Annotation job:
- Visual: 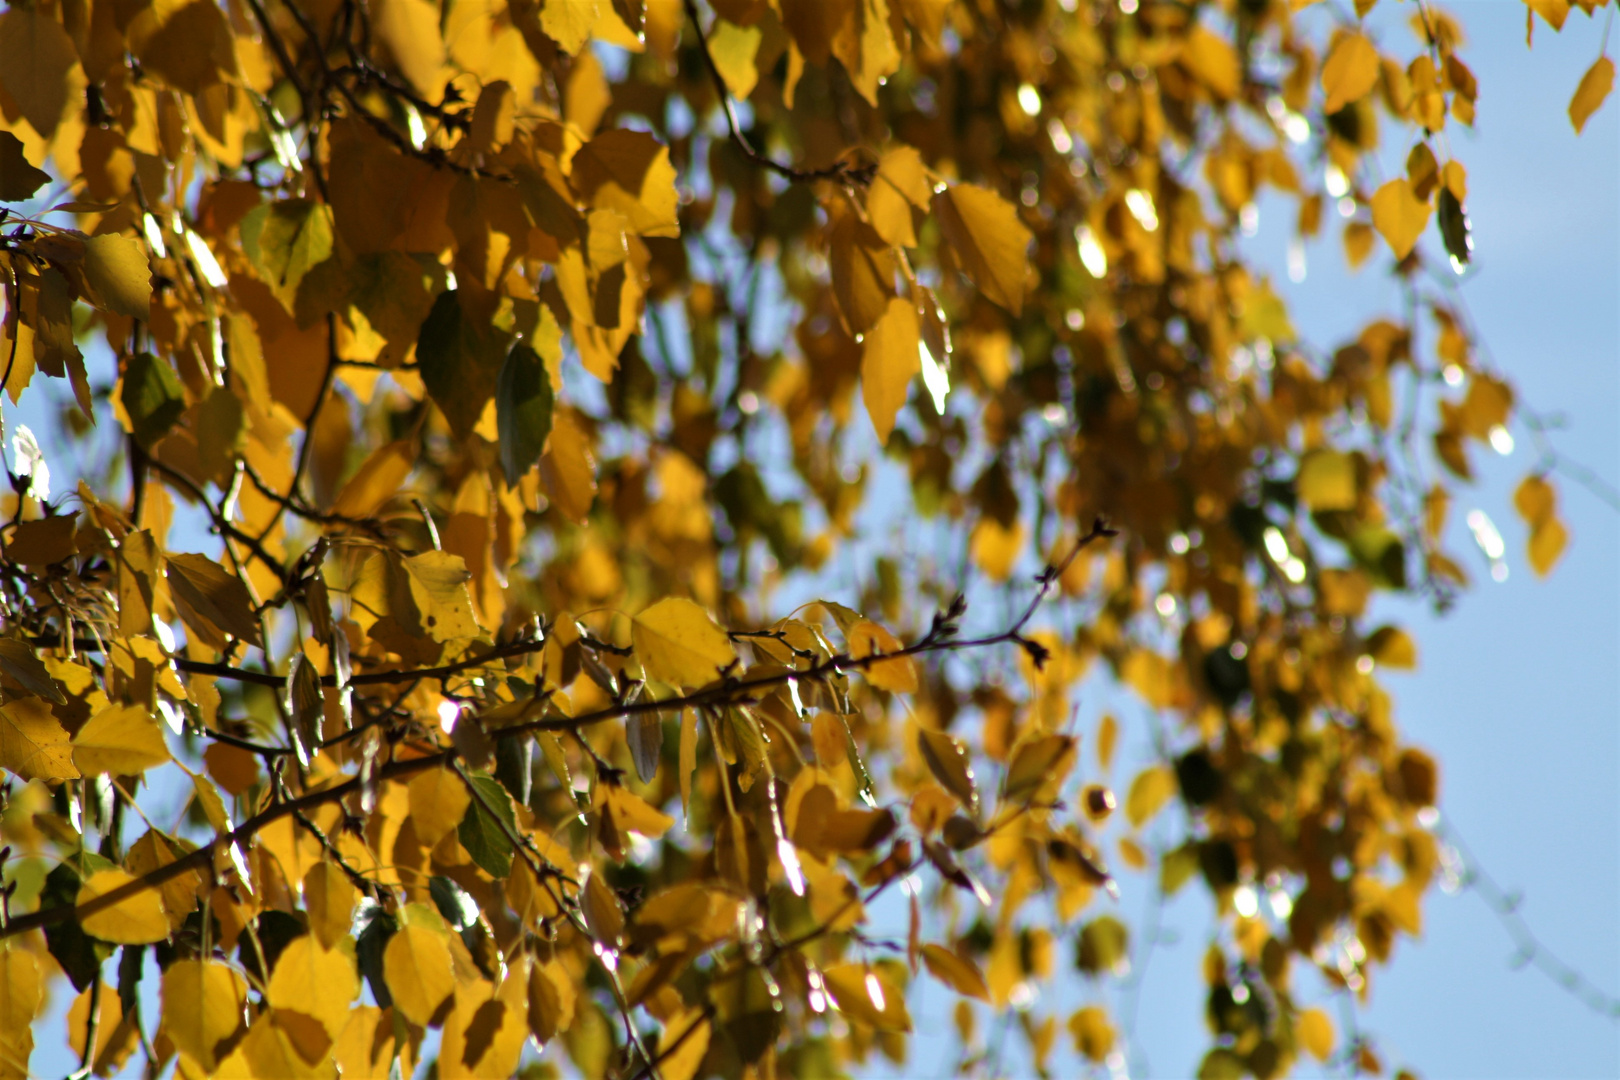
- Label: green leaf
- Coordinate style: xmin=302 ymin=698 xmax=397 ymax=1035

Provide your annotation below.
xmin=0 ymin=131 xmax=50 ymax=201
xmin=120 ymin=353 xmax=185 ymax=450
xmin=457 ymin=772 xmax=516 ymax=879
xmin=240 ymin=199 xmax=335 ymax=310
xmin=416 ymin=289 xmax=510 ymax=440
xmin=496 ymin=341 xmax=554 ymax=487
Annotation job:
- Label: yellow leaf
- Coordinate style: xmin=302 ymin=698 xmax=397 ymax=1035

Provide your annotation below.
xmin=848 ymin=619 xmax=918 ymax=693
xmin=917 ymin=730 xmax=977 ymax=814
xmin=829 ymin=209 xmax=897 ymax=334
xmin=1299 ymin=1006 xmax=1336 ymax=1061
xmin=0 ymin=696 xmax=79 ymax=781
xmin=407 ymin=767 xmax=471 ymax=847
xmin=527 ymin=956 xmax=576 ymax=1043
xmin=331 ymin=438 xmax=415 ymax=518
xmin=824 ymin=963 xmax=911 ymax=1032
xmin=1097 ymin=714 xmax=1118 ymax=773
xmin=633 ymin=597 xmax=736 ymax=686
xmin=931 ymin=183 xmax=1033 ymax=315
xmin=709 ymin=20 xmax=763 ymax=99
xmin=860 ymin=296 xmax=920 ymax=445
xmin=654 ymin=1008 xmax=711 ymax=1080
xmin=1124 ymin=765 xmax=1175 ymax=829
xmin=920 ymin=944 xmax=990 ymax=1001
xmin=161 ymin=959 xmax=248 ymax=1073
xmin=1370 ymin=178 xmax=1431 ymax=259
xmin=267 ymin=936 xmax=360 ymax=1037
xmin=439 ymin=970 xmax=528 ymax=1080
xmin=167 ymin=552 xmax=264 ymax=648
xmin=1121 ymin=649 xmax=1174 ymax=709
xmin=0 ymin=946 xmax=42 ymax=1075
xmin=78 ymin=869 xmax=170 ymax=944
xmin=541 ymin=0 xmax=601 ymax=53
xmin=1069 ymin=1004 xmax=1115 ymax=1062
xmin=1514 ymin=475 xmax=1556 ymax=527
xmin=1297 ymin=449 xmax=1358 ymax=511
xmin=1321 ymin=32 xmax=1380 ymax=113
xmin=1003 ymin=734 xmax=1076 ymax=803
xmin=1525 ymin=0 xmax=1569 ymax=30
xmin=539 ymin=410 xmax=597 ymax=523
xmin=382 ymin=924 xmax=455 ymax=1026
xmin=1529 ymin=516 xmax=1568 ymax=577
xmin=1366 ymin=626 xmax=1417 ymax=669
xmin=867 ymin=146 xmax=931 ymax=247
xmin=600 ymin=782 xmax=676 ymax=838
xmin=570 ymin=129 xmax=680 ymax=238
xmin=1181 ymin=25 xmax=1241 ymax=100
xmin=403 ymin=550 xmax=483 ymax=641
xmin=970 ymin=518 xmax=1023 ymax=581
xmin=0 ymin=8 xmax=82 ymax=140
xmin=190 ymin=771 xmax=232 ymax=835
xmin=81 ymin=234 xmax=153 ymax=320
xmin=304 ymin=862 xmax=356 ymax=950
xmin=1569 ymin=56 xmax=1614 ymax=135
xmin=370 ymin=0 xmax=450 ymax=95
xmin=72 ymin=703 xmax=171 ymax=776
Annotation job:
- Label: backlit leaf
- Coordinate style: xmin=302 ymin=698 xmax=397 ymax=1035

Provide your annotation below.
xmin=1299 ymin=1007 xmax=1335 ymax=1061
xmin=918 ymin=729 xmax=978 ymax=816
xmin=633 ymin=597 xmax=736 ymax=686
xmin=0 ymin=132 xmax=50 ymax=202
xmin=1569 ymin=57 xmax=1614 ymax=134
xmin=542 ymin=0 xmax=601 ymax=53
xmin=331 ymin=439 xmax=415 ymax=518
xmin=931 ymin=183 xmax=1033 ymax=315
xmin=920 ymin=944 xmax=990 ymax=1001
xmin=72 ymin=703 xmax=171 ymax=776
xmin=860 ymin=296 xmax=920 ymax=446
xmin=161 ymin=959 xmax=248 ymax=1073
xmin=78 ymin=870 xmax=170 ymax=944
xmin=241 ymin=199 xmax=335 ymax=311
xmin=408 ymin=767 xmax=472 ymax=847
xmin=457 ymin=771 xmax=517 ymax=878
xmin=867 ymin=146 xmax=931 ymax=248
xmin=0 ymin=696 xmax=79 ymax=780
xmin=1321 ymin=32 xmax=1379 ymax=113
xmin=267 ymin=935 xmax=361 ymax=1037
xmin=120 ymin=353 xmax=185 ymax=451
xmin=167 ymin=553 xmax=264 ymax=647
xmin=1371 ymin=178 xmax=1432 ymax=259
xmin=82 ymin=234 xmax=152 ymax=320
xmin=382 ymin=924 xmax=455 ymax=1026
xmin=496 ymin=341 xmax=555 ymax=487
xmin=1125 ymin=765 xmax=1175 ymax=828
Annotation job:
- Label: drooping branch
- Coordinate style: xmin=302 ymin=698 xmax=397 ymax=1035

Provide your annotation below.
xmin=1 ymin=519 xmax=1116 ymax=941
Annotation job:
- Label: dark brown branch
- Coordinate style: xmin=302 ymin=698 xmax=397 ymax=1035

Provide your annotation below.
xmin=682 ymin=0 xmax=872 ymax=186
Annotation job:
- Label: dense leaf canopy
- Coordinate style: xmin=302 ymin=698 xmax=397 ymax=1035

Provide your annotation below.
xmin=0 ymin=0 xmax=1609 ymax=1077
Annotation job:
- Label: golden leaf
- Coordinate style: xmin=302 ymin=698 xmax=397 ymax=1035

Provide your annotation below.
xmin=382 ymin=924 xmax=455 ymax=1027
xmin=1003 ymin=734 xmax=1076 ymax=804
xmin=860 ymin=296 xmax=920 ymax=445
xmin=71 ymin=703 xmax=171 ymax=776
xmin=1366 ymin=626 xmax=1417 ymax=669
xmin=709 ymin=20 xmax=764 ymax=99
xmin=920 ymin=944 xmax=990 ymax=1001
xmin=0 ymin=946 xmax=42 ymax=1076
xmin=78 ymin=869 xmax=170 ymax=944
xmin=917 ymin=730 xmax=977 ymax=815
xmin=267 ymin=935 xmax=360 ymax=1037
xmin=527 ymin=956 xmax=577 ymax=1043
xmin=539 ymin=410 xmax=597 ymax=523
xmin=304 ymin=863 xmax=356 ymax=950
xmin=570 ymin=129 xmax=681 ymax=238
xmin=1321 ymin=32 xmax=1380 ymax=114
xmin=82 ymin=234 xmax=153 ymax=320
xmin=541 ymin=0 xmax=601 ymax=54
xmin=931 ymin=182 xmax=1033 ymax=315
xmin=166 ymin=552 xmax=264 ymax=648
xmin=867 ymin=146 xmax=931 ymax=248
xmin=1069 ymin=1005 xmax=1114 ymax=1062
xmin=1569 ymin=56 xmax=1614 ymax=135
xmin=1299 ymin=1007 xmax=1336 ymax=1061
xmin=654 ymin=1008 xmax=711 ymax=1080
xmin=1529 ymin=516 xmax=1568 ymax=577
xmin=970 ymin=518 xmax=1023 ymax=582
xmin=1181 ymin=25 xmax=1241 ymax=100
xmin=1297 ymin=449 xmax=1358 ymax=512
xmin=823 ymin=963 xmax=911 ymax=1032
xmin=331 ymin=439 xmax=415 ymax=519
xmin=1370 ymin=178 xmax=1432 ymax=259
xmin=407 ymin=767 xmax=472 ymax=847
xmin=829 ymin=210 xmax=898 ymax=335
xmin=161 ymin=959 xmax=248 ymax=1073
xmin=0 ymin=696 xmax=79 ymax=781
xmin=1124 ymin=765 xmax=1175 ymax=829
xmin=0 ymin=8 xmax=82 ymax=139
xmin=632 ymin=597 xmax=736 ymax=686
xmin=848 ymin=619 xmax=917 ymax=693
